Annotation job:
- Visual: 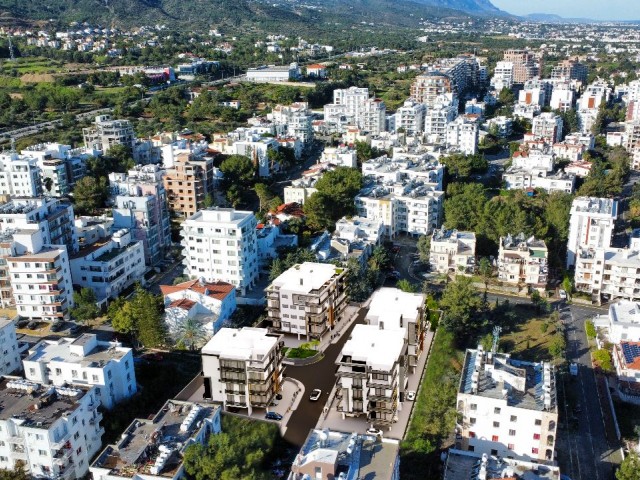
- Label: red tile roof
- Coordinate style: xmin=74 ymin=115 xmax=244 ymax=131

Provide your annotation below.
xmin=160 ymin=279 xmax=235 ymax=301
xmin=168 ymin=298 xmax=197 ymax=311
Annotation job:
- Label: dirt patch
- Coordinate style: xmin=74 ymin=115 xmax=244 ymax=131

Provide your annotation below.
xmin=21 ymin=73 xmax=55 ymax=83
xmin=9 ymin=93 xmax=23 ymax=99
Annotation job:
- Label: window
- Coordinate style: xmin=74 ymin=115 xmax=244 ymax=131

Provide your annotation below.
xmin=534 ymin=419 xmax=542 ymax=426
xmin=509 ymin=429 xmax=516 ymax=436
xmin=508 ymin=443 xmax=515 ymax=450
xmin=533 ymin=433 xmax=540 ymax=440
xmin=469 ymin=417 xmax=476 ymax=425
xmin=494 ymin=407 xmax=501 ymax=414
xmin=493 ymin=421 xmax=500 ymax=428
xmin=469 ymin=431 xmax=476 ymax=438
xmin=39 ymin=449 xmax=47 ymax=456
xmin=510 ymin=415 xmax=517 ymax=422
xmin=492 ymin=435 xmax=499 ymax=442
xmin=532 ymin=448 xmax=539 ymax=455
xmin=470 ymin=403 xmax=477 ymax=411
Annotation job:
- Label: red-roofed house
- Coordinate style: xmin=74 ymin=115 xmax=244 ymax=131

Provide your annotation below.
xmin=614 ymin=341 xmax=640 ymax=385
xmin=306 ymin=64 xmax=327 ymax=78
xmin=160 ymin=279 xmax=237 ymax=336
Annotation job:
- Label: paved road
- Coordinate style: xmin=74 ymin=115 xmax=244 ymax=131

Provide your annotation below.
xmin=284 ymin=308 xmax=367 ymax=446
xmin=149 ymin=260 xmax=185 ymax=294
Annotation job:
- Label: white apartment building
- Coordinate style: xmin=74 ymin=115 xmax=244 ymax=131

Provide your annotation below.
xmin=181 ymin=208 xmax=259 ymax=296
xmin=9 ymin=246 xmax=74 ymax=322
xmin=502 ymin=167 xmax=575 ymax=194
xmin=490 ymin=61 xmax=514 ymax=91
xmin=444 ymin=449 xmax=560 ymax=480
xmin=485 ymin=116 xmax=513 ymax=138
xmin=320 ymin=146 xmax=358 ymax=168
xmin=83 ymin=115 xmax=135 ymax=154
xmin=366 ymin=287 xmax=427 ymax=372
xmin=335 ymin=324 xmax=407 ymax=425
xmin=69 ymin=229 xmax=146 ymax=306
xmin=356 ymin=183 xmax=444 ymax=237
xmin=201 ymin=327 xmax=284 ymax=414
xmin=518 ymin=82 xmax=547 ymax=107
xmin=0 ymin=377 xmax=104 ymax=479
xmin=395 ymin=100 xmax=426 ymax=136
xmin=0 ymin=317 xmax=20 ymax=376
xmin=266 ymin=262 xmax=348 ymax=340
xmin=550 ymin=85 xmax=576 ymax=112
xmin=578 ymin=82 xmax=612 ymax=133
xmin=424 ymin=95 xmax=458 ymax=144
xmin=604 ymin=301 xmax=640 ymax=343
xmin=446 ymin=116 xmax=479 ymax=155
xmin=268 ymin=102 xmax=314 ymax=144
xmin=334 ymin=216 xmax=384 ymax=247
xmin=91 ymin=400 xmax=221 ymax=480
xmin=567 ymin=197 xmax=618 ymax=268
xmin=0 ymin=152 xmax=43 ymax=197
xmin=457 ymin=347 xmax=558 ymax=462
xmin=324 ymin=87 xmax=386 ymax=135
xmin=429 ymin=229 xmax=477 ymax=275
xmin=283 ymin=178 xmax=318 ymax=205
xmin=497 ymin=234 xmax=548 ymax=289
xmin=532 ymin=113 xmax=563 ymax=144
xmin=23 ymin=333 xmax=136 ymax=409
xmin=361 ymin=155 xmax=444 ymax=190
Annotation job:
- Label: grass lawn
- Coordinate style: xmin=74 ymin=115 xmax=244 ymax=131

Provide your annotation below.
xmin=95 ymin=86 xmax=129 ymax=96
xmin=498 ymin=305 xmax=562 ymax=362
xmin=285 ymin=346 xmax=318 ymax=359
xmin=401 ymin=328 xmax=463 ymax=480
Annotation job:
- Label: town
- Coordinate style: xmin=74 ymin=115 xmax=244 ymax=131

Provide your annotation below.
xmin=0 ymin=7 xmax=639 ymax=480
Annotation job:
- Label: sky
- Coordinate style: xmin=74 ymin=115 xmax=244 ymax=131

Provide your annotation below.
xmin=491 ymin=0 xmax=640 ymax=20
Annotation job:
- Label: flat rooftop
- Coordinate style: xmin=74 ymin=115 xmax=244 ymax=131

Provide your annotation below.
xmin=269 ymin=262 xmax=342 ymax=295
xmin=0 ymin=377 xmax=90 ymax=429
xmin=25 ymin=335 xmax=130 ymax=367
xmin=0 ymin=316 xmax=15 ymax=330
xmin=443 ymin=449 xmax=560 ymax=480
xmin=340 ymin=324 xmax=405 ymax=371
xmin=609 ymin=300 xmax=640 ymax=326
xmin=91 ymin=400 xmax=220 ymax=478
xmin=571 ymin=196 xmax=617 ymax=217
xmin=366 ymin=287 xmax=424 ymax=328
xmin=432 ymin=228 xmax=476 ymax=243
xmin=201 ymin=327 xmax=279 ymax=361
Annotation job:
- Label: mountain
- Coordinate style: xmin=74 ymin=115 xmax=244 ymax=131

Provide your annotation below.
xmin=0 ymin=0 xmax=504 ymax=31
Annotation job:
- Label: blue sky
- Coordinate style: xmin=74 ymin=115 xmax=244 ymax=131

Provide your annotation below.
xmin=491 ymin=0 xmax=640 ymax=20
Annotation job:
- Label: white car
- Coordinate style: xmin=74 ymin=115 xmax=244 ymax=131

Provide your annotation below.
xmin=406 ymin=391 xmax=416 ymax=401
xmin=309 ymin=389 xmax=322 ymax=401
xmin=559 ymin=289 xmax=567 ymax=299
xmin=366 ymin=427 xmax=383 ymax=437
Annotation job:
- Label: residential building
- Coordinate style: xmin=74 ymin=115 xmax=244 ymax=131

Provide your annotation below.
xmin=23 ymin=334 xmax=136 ymax=409
xmin=395 ymin=100 xmax=426 ymax=135
xmin=201 ymin=327 xmax=284 ymax=414
xmin=503 ymin=49 xmax=539 ymax=83
xmin=163 ymin=153 xmax=215 ymax=217
xmin=334 ymin=216 xmax=384 ymax=247
xmin=0 ymin=377 xmax=104 ymax=479
xmin=429 ymin=229 xmax=477 ymax=275
xmin=613 ymin=341 xmax=640 ymax=384
xmin=8 ymin=246 xmax=74 ymax=322
xmin=181 ymin=208 xmax=258 ymax=296
xmin=246 ymin=63 xmax=300 ymax=82
xmin=0 ymin=317 xmax=20 ymax=376
xmin=532 ymin=113 xmax=564 ymax=144
xmin=551 ymin=59 xmax=588 ymax=84
xmin=268 ymin=102 xmax=314 ymax=144
xmin=306 ymin=64 xmax=327 ymax=78
xmin=443 ymin=449 xmax=560 ymax=480
xmin=490 ymin=61 xmax=514 ymax=91
xmin=485 ymin=116 xmax=513 ymax=138
xmin=256 ymin=223 xmax=298 ymax=268
xmin=502 ymin=167 xmax=575 ymax=194
xmin=550 ymin=84 xmax=576 ymax=112
xmin=91 ymin=400 xmax=221 ymax=480
xmin=497 ymin=234 xmax=548 ymax=289
xmin=361 ymin=155 xmax=444 ymax=190
xmin=410 ymin=73 xmax=454 ymax=107
xmin=83 ymin=115 xmax=135 ymax=154
xmin=424 ymin=94 xmax=458 ymax=144
xmin=335 ymin=324 xmax=407 ymax=424
xmin=289 ymin=428 xmax=400 ymax=480
xmin=283 ymin=177 xmax=318 ymax=205
xmin=446 ymin=116 xmax=479 ymax=155
xmin=21 ymin=142 xmax=97 ymax=188
xmin=457 ymin=346 xmax=558 ymax=462
xmin=320 ymin=146 xmax=358 ymax=168
xmin=266 ymin=262 xmax=348 ymax=339
xmin=0 ymin=152 xmax=43 ymax=197
xmin=160 ymin=279 xmax=237 ymax=336
xmin=69 ymin=229 xmax=146 ymax=307
xmin=578 ymin=82 xmax=612 ymax=134
xmin=605 ymin=301 xmax=640 ymax=343
xmin=365 ymin=287 xmax=427 ymax=372
xmin=567 ymin=197 xmax=618 ymax=268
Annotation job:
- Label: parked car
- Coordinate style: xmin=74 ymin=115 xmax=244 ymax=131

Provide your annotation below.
xmin=309 ymin=389 xmax=322 ymax=401
xmin=68 ymin=324 xmax=82 ymax=335
xmin=559 ymin=289 xmax=567 ymax=299
xmin=50 ymin=322 xmax=64 ymax=332
xmin=569 ymin=363 xmax=578 ymax=376
xmin=366 ymin=427 xmax=383 ymax=437
xmin=27 ymin=321 xmax=40 ymax=330
xmin=16 ymin=319 xmax=29 ymax=329
xmin=406 ymin=391 xmax=416 ymax=401
xmin=265 ymin=411 xmax=283 ymax=421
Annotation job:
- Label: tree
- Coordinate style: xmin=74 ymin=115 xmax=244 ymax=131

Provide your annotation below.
xmin=72 ymin=176 xmax=109 ymax=215
xmin=548 ymin=333 xmax=566 ymax=358
xmin=439 ymin=277 xmax=483 ymax=342
xmin=593 ymin=348 xmax=613 ymax=372
xmin=105 ymin=144 xmax=135 ymax=172
xmin=203 ymin=193 xmax=215 ymax=208
xmin=369 ymin=245 xmax=391 ymax=271
xmin=0 ymin=464 xmax=29 ymax=480
xmin=175 ymin=317 xmax=208 ymax=350
xmin=254 ymin=183 xmax=274 ymax=211
xmin=220 ymin=155 xmax=255 ymax=205
xmin=313 ymin=167 xmax=363 ymax=219
xmin=616 ymin=453 xmax=640 ymax=480
xmin=478 ymin=257 xmax=492 ymax=291
xmin=108 ymin=285 xmax=166 ymax=348
xmin=396 ymin=279 xmax=417 ymax=293
xmin=42 ymin=177 xmax=53 ymax=193
xmin=530 ymin=290 xmax=549 ymax=315
xmin=417 ymin=235 xmax=431 ymax=262
xmin=70 ymin=288 xmax=100 ymax=322
xmin=304 ymin=192 xmax=335 ymax=230
xmin=440 ymin=153 xmax=488 ymax=178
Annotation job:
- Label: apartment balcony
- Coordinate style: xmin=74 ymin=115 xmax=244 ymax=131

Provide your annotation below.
xmin=368 ymin=388 xmax=398 ymax=403
xmin=219 ymin=376 xmax=246 ymax=384
xmin=368 ymin=399 xmax=398 ymax=413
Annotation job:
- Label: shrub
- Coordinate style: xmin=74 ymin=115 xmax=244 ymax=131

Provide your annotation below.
xmin=593 ymin=349 xmax=613 ymax=373
xmin=585 ymin=320 xmax=597 ymax=339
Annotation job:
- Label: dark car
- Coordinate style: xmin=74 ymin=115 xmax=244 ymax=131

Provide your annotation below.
xmin=50 ymin=322 xmax=64 ymax=332
xmin=68 ymin=324 xmax=82 ymax=335
xmin=16 ymin=319 xmax=29 ymax=329
xmin=27 ymin=321 xmax=40 ymax=330
xmin=265 ymin=411 xmax=283 ymax=421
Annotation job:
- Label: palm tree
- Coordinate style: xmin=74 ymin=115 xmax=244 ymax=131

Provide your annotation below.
xmin=175 ymin=317 xmax=208 ymax=350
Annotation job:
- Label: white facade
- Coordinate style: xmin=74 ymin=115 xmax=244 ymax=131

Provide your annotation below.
xmin=497 ymin=234 xmax=548 ymax=288
xmin=83 ymin=115 xmax=135 ymax=154
xmin=181 ymin=208 xmax=259 ymax=296
xmin=69 ymin=229 xmax=146 ymax=305
xmin=429 ymin=229 xmax=476 ymax=275
xmin=324 ymin=87 xmax=386 ymax=135
xmin=457 ymin=347 xmax=558 ymax=462
xmin=246 ymin=63 xmax=299 ymax=82
xmin=490 ymin=61 xmax=514 ymax=91
xmin=567 ymin=197 xmax=618 ymax=268
xmin=23 ymin=334 xmax=136 ymax=409
xmin=0 ymin=378 xmax=104 ymax=479
xmin=502 ymin=168 xmax=575 ymax=194
xmin=0 ymin=152 xmax=43 ymax=197
xmin=0 ymin=317 xmax=20 ymax=376
xmin=320 ymin=146 xmax=358 ymax=168
xmin=283 ymin=182 xmax=318 ymax=205
xmin=446 ymin=116 xmax=479 ymax=155
xmin=550 ymin=86 xmax=576 ymax=112
xmin=532 ymin=113 xmax=563 ymax=144
xmin=606 ymin=301 xmax=640 ymax=343
xmin=201 ymin=327 xmax=284 ymax=414
xmin=334 ymin=216 xmax=384 ymax=247
xmin=424 ymin=95 xmax=458 ymax=144
xmin=395 ymin=100 xmax=426 ymax=135
xmin=361 ymin=155 xmax=444 ymax=190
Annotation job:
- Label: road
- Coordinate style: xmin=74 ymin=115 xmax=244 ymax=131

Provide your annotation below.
xmin=283 ymin=307 xmax=367 ymax=446
xmin=148 ymin=260 xmax=185 ymax=294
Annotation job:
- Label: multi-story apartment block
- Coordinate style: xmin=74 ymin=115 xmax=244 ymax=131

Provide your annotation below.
xmin=503 ymin=49 xmax=539 ymax=83
xmin=0 ymin=317 xmax=20 ymax=376
xmin=623 ymin=120 xmax=640 ymax=170
xmin=320 ymin=146 xmax=358 ymax=168
xmin=518 ymin=80 xmax=548 ymax=107
xmin=266 ymin=262 xmax=348 ymax=340
xmin=567 ymin=197 xmax=618 ymax=268
xmin=0 ymin=377 xmax=104 ymax=479
xmin=8 ymin=246 xmax=74 ymax=322
xmin=283 ymin=177 xmax=318 ymax=205
xmin=268 ymin=102 xmax=314 ymax=144
xmin=0 ymin=152 xmax=43 ymax=197
xmin=532 ymin=113 xmax=564 ymax=144
xmin=491 ymin=61 xmax=514 ymax=91
xmin=201 ymin=327 xmax=284 ymax=414
xmin=69 ymin=229 xmax=146 ymax=306
xmin=502 ymin=168 xmax=575 ymax=194
xmin=604 ymin=300 xmax=640 ymax=343
xmin=394 ymin=100 xmax=426 ymax=136
xmin=443 ymin=449 xmax=560 ymax=480
xmin=361 ymin=155 xmax=444 ymax=189
xmin=39 ymin=158 xmax=70 ymax=196
xmin=83 ymin=115 xmax=135 ymax=154
xmin=181 ymin=207 xmax=258 ymax=295
xmin=356 ymin=183 xmax=444 ymax=238
xmin=411 ymin=73 xmax=454 ymax=107
xmin=366 ymin=287 xmax=427 ymax=373
xmin=430 ymin=229 xmax=477 ymax=275
xmin=446 ymin=116 xmax=479 ymax=155
xmin=550 ymin=84 xmax=576 ymax=112
xmin=335 ymin=324 xmax=407 ymax=425
xmin=163 ymin=152 xmax=215 ymax=217
xmin=552 ymin=59 xmax=588 ymax=84
xmin=456 ymin=346 xmax=558 ymax=462
xmin=424 ymin=94 xmax=458 ymax=144
xmin=23 ymin=333 xmax=137 ymax=409
xmin=324 ymin=87 xmax=386 ymax=135
xmin=497 ymin=234 xmax=548 ymax=289
xmin=578 ymin=82 xmax=612 ymax=134
xmin=91 ymin=400 xmax=221 ymax=480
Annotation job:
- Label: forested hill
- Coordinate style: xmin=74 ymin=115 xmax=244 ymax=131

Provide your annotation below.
xmin=0 ymin=0 xmax=502 ymax=31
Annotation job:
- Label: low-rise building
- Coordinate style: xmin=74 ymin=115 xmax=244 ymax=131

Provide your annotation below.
xmin=456 ymin=346 xmax=558 ymax=462
xmin=429 ymin=229 xmax=476 ymax=275
xmin=603 ymin=301 xmax=640 ymax=343
xmin=23 ymin=333 xmax=136 ymax=409
xmin=0 ymin=317 xmax=20 ymax=376
xmin=0 ymin=377 xmax=104 ymax=479
xmin=256 ymin=224 xmax=298 ymax=268
xmin=497 ymin=234 xmax=548 ymax=289
xmin=90 ymin=400 xmax=221 ymax=480
xmin=443 ymin=449 xmax=561 ymax=480
xmin=266 ymin=262 xmax=348 ymax=340
xmin=246 ymin=63 xmax=300 ymax=82
xmin=502 ymin=167 xmax=575 ymax=194
xmin=335 ymin=324 xmax=407 ymax=425
xmin=613 ymin=341 xmax=640 ymax=384
xmin=201 ymin=327 xmax=284 ymax=414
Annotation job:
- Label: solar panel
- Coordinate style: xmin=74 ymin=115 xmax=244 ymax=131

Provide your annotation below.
xmin=621 ymin=343 xmax=640 ymax=365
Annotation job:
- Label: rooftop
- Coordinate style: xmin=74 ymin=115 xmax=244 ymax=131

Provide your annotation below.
xmin=501 ymin=233 xmax=547 ymax=252
xmin=0 ymin=316 xmax=15 ymax=330
xmin=201 ymin=327 xmax=280 ymax=361
xmin=25 ymin=335 xmax=130 ymax=367
xmin=0 ymin=377 xmax=91 ymax=429
xmin=160 ymin=279 xmax=235 ymax=302
xmin=443 ymin=449 xmax=560 ymax=480
xmin=571 ymin=196 xmax=617 ymax=217
xmin=432 ymin=228 xmax=476 ymax=243
xmin=366 ymin=287 xmax=424 ymax=330
xmin=609 ymin=300 xmax=640 ymax=327
xmin=340 ymin=324 xmax=406 ymax=371
xmin=91 ymin=400 xmax=220 ymax=478
xmin=619 ymin=342 xmax=640 ymax=370
xmin=186 ymin=207 xmax=255 ymax=225
xmin=269 ymin=262 xmax=344 ymax=295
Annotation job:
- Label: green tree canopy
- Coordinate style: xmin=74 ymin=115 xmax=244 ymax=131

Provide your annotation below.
xmin=108 ymin=285 xmax=166 ymax=348
xmin=72 ymin=176 xmax=109 ymax=215
xmin=616 ymin=452 xmax=640 ymax=480
xmin=439 ymin=276 xmax=483 ymax=343
xmin=70 ymin=287 xmax=100 ymax=322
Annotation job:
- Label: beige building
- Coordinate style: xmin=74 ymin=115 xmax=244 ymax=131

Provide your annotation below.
xmin=429 ymin=229 xmax=476 ymax=275
xmin=497 ymin=234 xmax=548 ymax=289
xmin=163 ymin=153 xmax=215 ymax=217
